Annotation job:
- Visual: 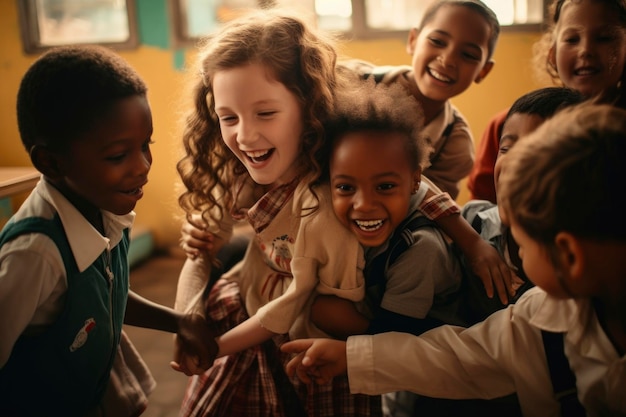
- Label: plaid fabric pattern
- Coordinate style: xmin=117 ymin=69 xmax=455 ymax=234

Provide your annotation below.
xmin=419 ymin=192 xmax=460 ymax=220
xmin=179 ymin=279 xmax=381 ymax=417
xmin=247 ymin=178 xmax=299 ymax=233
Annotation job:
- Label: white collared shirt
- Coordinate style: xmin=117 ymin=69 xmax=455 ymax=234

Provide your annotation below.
xmin=0 ymin=178 xmax=134 ymax=366
xmin=347 ymin=286 xmax=626 ymax=416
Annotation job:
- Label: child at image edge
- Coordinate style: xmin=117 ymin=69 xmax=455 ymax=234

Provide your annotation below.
xmin=282 ymin=103 xmax=626 ymax=417
xmin=0 ymin=46 xmax=217 ymax=417
xmin=468 ymin=0 xmax=626 ymax=202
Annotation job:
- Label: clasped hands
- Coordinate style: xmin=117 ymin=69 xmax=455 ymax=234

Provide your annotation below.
xmin=170 ymin=313 xmax=218 ymax=376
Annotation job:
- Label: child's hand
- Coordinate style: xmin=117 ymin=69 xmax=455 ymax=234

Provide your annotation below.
xmin=466 ymin=239 xmax=522 ymax=305
xmin=170 ymin=313 xmax=217 ymax=376
xmin=179 ymin=214 xmax=214 ymax=260
xmin=280 ymin=339 xmax=348 ymax=385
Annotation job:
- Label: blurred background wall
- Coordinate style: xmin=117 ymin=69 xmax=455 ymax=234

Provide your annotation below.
xmin=0 ymin=0 xmax=547 ymax=250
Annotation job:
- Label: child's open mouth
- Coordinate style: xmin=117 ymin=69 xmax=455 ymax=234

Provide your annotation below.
xmin=428 ymin=68 xmax=453 ymax=83
xmin=245 ymin=149 xmax=274 ymax=163
xmin=355 ymin=219 xmax=384 ymax=231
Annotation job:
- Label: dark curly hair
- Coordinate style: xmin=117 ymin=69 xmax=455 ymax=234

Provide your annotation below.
xmin=322 ymin=79 xmax=428 ymax=181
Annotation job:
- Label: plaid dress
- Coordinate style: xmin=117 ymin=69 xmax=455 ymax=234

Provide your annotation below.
xmin=179 ymin=179 xmax=381 ymax=417
xmin=179 ymin=279 xmax=380 ymax=417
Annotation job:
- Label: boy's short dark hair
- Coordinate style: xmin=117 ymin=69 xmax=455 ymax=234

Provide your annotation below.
xmin=17 ymin=45 xmax=147 ymax=153
xmin=503 ymin=87 xmax=586 ymax=134
xmin=499 ymin=103 xmax=626 ymax=243
xmin=419 ymin=0 xmax=500 ymax=61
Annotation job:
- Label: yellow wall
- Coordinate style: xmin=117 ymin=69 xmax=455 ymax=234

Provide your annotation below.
xmin=0 ymin=2 xmax=546 ymax=250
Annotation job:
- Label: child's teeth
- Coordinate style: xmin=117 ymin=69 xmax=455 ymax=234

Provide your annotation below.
xmin=355 ymin=219 xmax=383 ymax=231
xmin=430 ymin=69 xmax=451 ymax=82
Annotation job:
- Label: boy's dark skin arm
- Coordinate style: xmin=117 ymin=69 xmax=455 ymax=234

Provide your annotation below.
xmin=312 ymin=295 xmax=443 ymax=339
xmin=124 ymin=290 xmax=217 ymax=374
xmin=311 ymin=295 xmax=368 ymax=339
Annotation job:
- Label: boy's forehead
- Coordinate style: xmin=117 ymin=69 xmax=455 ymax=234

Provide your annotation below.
xmin=501 ymin=113 xmax=546 ymax=142
xmin=425 ymin=4 xmax=493 ymax=49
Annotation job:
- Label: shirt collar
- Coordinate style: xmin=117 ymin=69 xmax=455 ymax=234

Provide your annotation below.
xmin=37 ymin=179 xmax=135 ymax=272
xmin=421 ymin=100 xmax=452 ymax=141
xmin=530 ymin=290 xmax=621 ymax=362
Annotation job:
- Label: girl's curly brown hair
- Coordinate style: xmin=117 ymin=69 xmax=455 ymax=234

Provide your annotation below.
xmin=177 ymin=9 xmax=343 ymax=225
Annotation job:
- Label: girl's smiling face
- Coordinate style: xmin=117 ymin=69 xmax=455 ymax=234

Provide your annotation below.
xmin=330 ymin=130 xmax=420 ymax=248
xmin=551 ymin=0 xmax=626 ymax=96
xmin=213 ymin=62 xmax=304 ymax=187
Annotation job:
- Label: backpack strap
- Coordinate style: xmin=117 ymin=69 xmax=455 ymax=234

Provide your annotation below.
xmin=430 ymin=110 xmax=462 ymax=164
xmin=365 ymin=212 xmax=436 ymax=289
xmin=387 ymin=214 xmax=436 ymax=266
xmin=541 ymin=330 xmax=586 ymax=417
xmin=361 ymin=67 xmax=391 ymax=84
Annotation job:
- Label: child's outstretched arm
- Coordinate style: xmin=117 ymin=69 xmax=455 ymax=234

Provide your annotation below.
xmin=438 ymin=212 xmax=516 ymax=304
xmin=215 ymin=315 xmax=276 ymax=357
xmin=124 ymin=290 xmax=218 ymax=374
xmin=420 ymin=177 xmax=516 ymax=304
xmin=281 ymin=338 xmax=348 ymax=385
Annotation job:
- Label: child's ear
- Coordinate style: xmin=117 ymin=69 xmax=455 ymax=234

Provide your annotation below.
xmin=548 ymin=46 xmax=558 ymax=74
xmin=474 ymin=60 xmax=494 ymax=84
xmin=406 ymin=28 xmax=419 ymax=55
xmin=412 ymin=168 xmax=422 ymax=194
xmin=30 ymin=145 xmax=64 ymax=181
xmin=554 ymin=232 xmax=585 ymax=282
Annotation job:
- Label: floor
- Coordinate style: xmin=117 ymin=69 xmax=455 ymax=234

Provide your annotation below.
xmin=123 ymin=249 xmax=191 ymax=417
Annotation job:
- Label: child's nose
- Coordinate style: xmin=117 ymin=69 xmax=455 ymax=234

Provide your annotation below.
xmin=578 ymin=37 xmax=593 ymax=58
xmin=236 ymin=120 xmax=257 ymax=145
xmin=437 ymin=50 xmax=455 ymax=68
xmin=134 ymin=150 xmax=152 ymax=175
xmin=353 ymin=189 xmax=375 ymax=211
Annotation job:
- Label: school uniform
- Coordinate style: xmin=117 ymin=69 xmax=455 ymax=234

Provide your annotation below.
xmin=346 ymin=286 xmax=626 ymax=417
xmin=179 ymin=177 xmax=378 ymax=417
xmin=0 ymin=178 xmax=154 ymax=417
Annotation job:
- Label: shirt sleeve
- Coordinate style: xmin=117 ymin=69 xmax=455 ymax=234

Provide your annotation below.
xmin=0 ymin=234 xmax=65 ymax=367
xmin=467 ymin=109 xmax=507 ymax=203
xmin=381 ymin=231 xmax=450 ymax=319
xmin=346 ymin=290 xmax=548 ymax=400
xmin=419 ymin=192 xmax=461 ymax=220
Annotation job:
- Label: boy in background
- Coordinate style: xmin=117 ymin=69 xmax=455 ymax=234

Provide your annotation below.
xmin=343 ymin=0 xmax=499 ymax=200
xmin=461 ymin=86 xmax=585 ymax=323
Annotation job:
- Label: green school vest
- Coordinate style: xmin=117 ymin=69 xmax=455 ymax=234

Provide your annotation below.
xmin=0 ymin=215 xmax=129 ymax=417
